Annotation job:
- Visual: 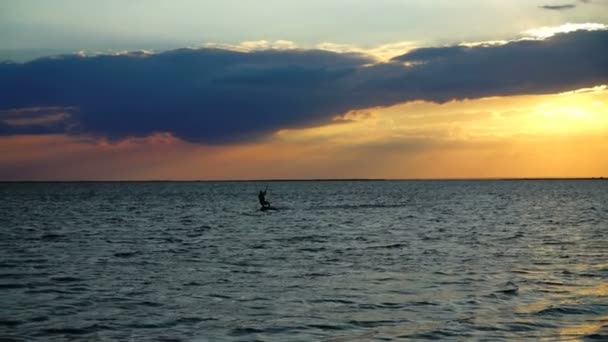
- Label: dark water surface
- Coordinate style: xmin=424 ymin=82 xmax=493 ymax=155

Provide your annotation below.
xmin=1 ymin=180 xmax=607 ymax=341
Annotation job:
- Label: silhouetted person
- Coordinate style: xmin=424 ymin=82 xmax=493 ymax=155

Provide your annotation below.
xmin=258 ymin=189 xmax=270 ymax=209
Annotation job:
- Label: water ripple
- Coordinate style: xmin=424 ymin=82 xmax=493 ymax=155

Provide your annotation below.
xmin=1 ymin=180 xmax=606 ymax=341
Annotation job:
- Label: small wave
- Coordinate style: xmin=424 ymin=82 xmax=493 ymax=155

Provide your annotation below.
xmin=472 ymin=325 xmax=505 ymax=332
xmin=162 ymin=237 xmax=183 ymax=243
xmin=188 ymin=224 xmax=213 ymax=232
xmin=532 ymin=261 xmax=554 ymax=266
xmin=40 ymin=233 xmax=66 ymax=240
xmin=306 ymin=323 xmax=346 ymax=331
xmin=327 ymin=330 xmax=377 ymax=342
xmin=495 ymin=288 xmax=519 ymax=295
xmin=310 ymin=298 xmax=357 ymax=305
xmin=40 ymin=324 xmax=113 ymax=336
xmin=540 ymin=281 xmax=570 ymax=286
xmin=348 ymin=319 xmax=402 ymax=328
xmin=366 ymin=243 xmax=407 ymax=250
xmin=236 ymin=296 xmax=272 ymax=303
xmin=279 ymin=235 xmax=329 ymax=243
xmin=234 ymin=325 xmax=301 ymax=335
xmin=372 ymin=277 xmax=398 ymax=282
xmin=584 ymin=333 xmax=608 ymax=340
xmin=421 ymin=235 xmax=440 ymax=241
xmin=240 ymin=212 xmax=260 ymax=217
xmin=175 ymin=316 xmax=217 ymax=324
xmin=23 ymin=258 xmax=48 ymax=265
xmin=230 ymin=269 xmax=263 ymax=275
xmin=25 ymin=288 xmax=74 ymax=294
xmin=358 ymin=302 xmax=406 ymax=310
xmin=137 ymin=300 xmax=164 ymax=307
xmin=536 ymin=305 xmax=598 ymax=316
xmin=2 ymin=271 xmax=52 ymax=279
xmin=208 ymin=293 xmax=232 ymax=300
xmin=0 ymin=319 xmax=23 ymax=327
xmin=299 ymin=247 xmax=327 ymax=252
xmin=401 ymin=329 xmax=458 ymax=339
xmin=506 ymin=321 xmax=555 ymax=332
xmin=580 ymin=273 xmax=603 ymax=278
xmin=0 ymin=337 xmax=28 ymax=342
xmin=184 ymin=281 xmax=202 ymax=286
xmin=229 ymin=327 xmax=265 ymax=336
xmin=126 ymin=322 xmax=173 ymax=329
xmin=50 ymin=276 xmax=83 ymax=283
xmin=511 ymin=269 xmax=537 ymax=275
xmin=303 ymin=272 xmax=330 ymax=277
xmin=501 ymin=232 xmax=525 ymax=240
xmin=411 ymin=301 xmax=440 ymax=306
xmin=113 ymin=251 xmax=140 ymax=258
xmin=497 ymin=281 xmax=519 ymax=294
xmin=314 ymin=203 xmax=408 ymax=210
xmin=543 ymin=241 xmax=576 ymax=246
xmin=28 ymin=316 xmax=49 ymax=323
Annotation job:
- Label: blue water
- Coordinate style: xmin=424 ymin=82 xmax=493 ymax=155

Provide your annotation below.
xmin=1 ymin=180 xmax=607 ymax=341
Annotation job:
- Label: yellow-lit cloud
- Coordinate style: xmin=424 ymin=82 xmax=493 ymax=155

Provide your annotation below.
xmin=271 ymin=85 xmax=608 ymax=179
xmin=278 ymin=84 xmax=608 ymax=144
xmin=524 ymin=23 xmax=607 ymax=39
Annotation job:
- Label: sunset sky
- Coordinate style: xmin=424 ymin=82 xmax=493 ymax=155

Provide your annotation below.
xmin=1 ymin=0 xmax=608 ymax=180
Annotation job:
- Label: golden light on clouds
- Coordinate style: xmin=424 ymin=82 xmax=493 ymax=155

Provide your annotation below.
xmin=524 ymin=23 xmax=607 ymax=40
xmin=279 ymin=85 xmax=608 ymax=143
xmin=203 ymin=40 xmax=419 ymax=62
xmin=272 ymin=85 xmax=608 ymax=179
xmin=1 ymin=86 xmax=607 ymax=180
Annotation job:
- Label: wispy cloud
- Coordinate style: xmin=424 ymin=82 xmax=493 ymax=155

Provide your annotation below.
xmin=1 ymin=27 xmax=607 ymax=144
xmin=540 ymin=4 xmax=577 ymax=10
xmin=540 ymin=0 xmax=593 ymax=10
xmin=202 ymin=40 xmax=298 ymax=52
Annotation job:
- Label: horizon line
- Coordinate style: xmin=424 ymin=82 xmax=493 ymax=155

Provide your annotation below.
xmin=0 ymin=177 xmax=606 ymax=183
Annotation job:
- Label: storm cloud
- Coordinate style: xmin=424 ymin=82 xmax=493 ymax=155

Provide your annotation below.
xmin=1 ymin=29 xmax=607 ymax=144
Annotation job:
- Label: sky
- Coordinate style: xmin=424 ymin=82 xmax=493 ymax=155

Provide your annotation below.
xmin=1 ymin=0 xmax=608 ymax=180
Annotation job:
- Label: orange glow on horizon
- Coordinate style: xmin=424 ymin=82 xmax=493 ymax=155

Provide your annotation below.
xmin=1 ymin=86 xmax=607 ymax=180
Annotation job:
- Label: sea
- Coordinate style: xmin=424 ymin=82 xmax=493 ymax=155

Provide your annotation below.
xmin=1 ymin=180 xmax=607 ymax=341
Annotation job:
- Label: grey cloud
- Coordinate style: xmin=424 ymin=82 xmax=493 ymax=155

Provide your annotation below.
xmin=540 ymin=4 xmax=577 ymax=10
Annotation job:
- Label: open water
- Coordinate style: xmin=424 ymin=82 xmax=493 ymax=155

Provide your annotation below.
xmin=1 ymin=180 xmax=607 ymax=341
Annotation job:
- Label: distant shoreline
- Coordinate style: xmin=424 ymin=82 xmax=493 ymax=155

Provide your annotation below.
xmin=1 ymin=177 xmax=606 ymax=183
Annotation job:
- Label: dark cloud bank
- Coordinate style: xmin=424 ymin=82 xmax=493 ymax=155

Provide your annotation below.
xmin=1 ymin=30 xmax=607 ymax=144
